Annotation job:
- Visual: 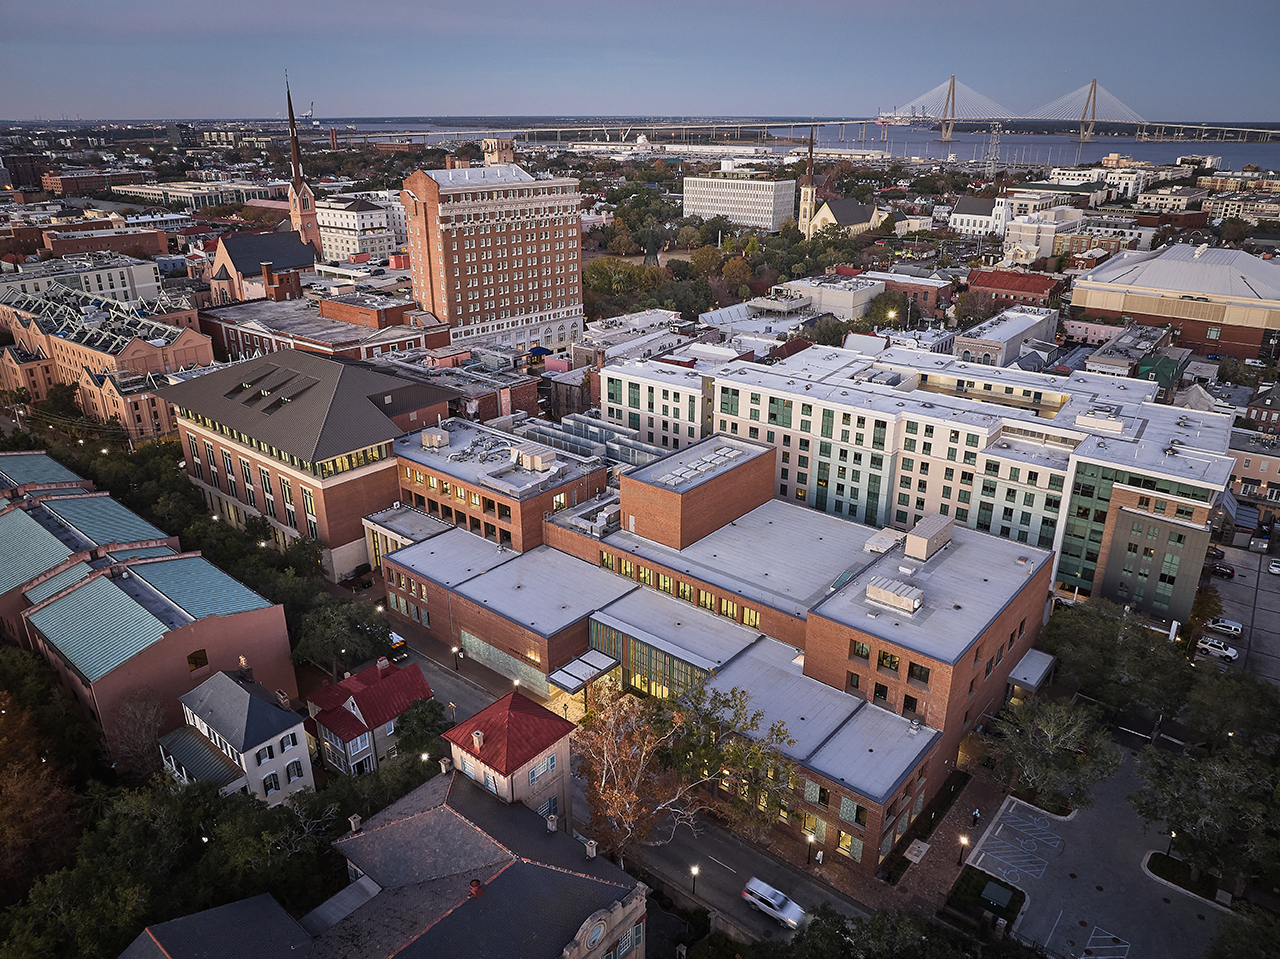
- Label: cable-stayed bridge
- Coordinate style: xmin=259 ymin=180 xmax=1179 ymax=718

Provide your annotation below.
xmin=878 ymin=76 xmax=1279 ymax=143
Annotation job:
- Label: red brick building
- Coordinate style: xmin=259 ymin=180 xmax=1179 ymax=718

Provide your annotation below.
xmin=42 ymin=227 xmax=167 ymax=258
xmin=966 ymin=269 xmax=1064 ymax=308
xmin=159 ymin=349 xmax=457 ymax=580
xmin=40 ymin=169 xmax=150 ymax=197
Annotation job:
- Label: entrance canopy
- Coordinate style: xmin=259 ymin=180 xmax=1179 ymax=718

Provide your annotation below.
xmin=548 ymin=649 xmax=618 ymax=695
xmin=1007 ymin=648 xmax=1056 ymax=695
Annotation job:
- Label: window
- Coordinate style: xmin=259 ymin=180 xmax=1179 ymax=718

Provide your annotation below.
xmin=721 ymin=598 xmax=738 ymax=619
xmin=280 ymin=732 xmax=298 ymax=751
xmin=263 ymin=773 xmax=280 ymax=795
xmin=908 ymin=662 xmax=930 ymax=685
xmin=255 ymin=744 xmax=275 ymax=766
xmin=286 ymin=760 xmax=304 ymax=783
xmin=385 ymin=719 xmax=396 ymax=736
xmin=743 ymin=607 xmax=760 ymax=628
xmin=850 ymin=640 xmax=870 ymax=661
xmin=874 ymin=682 xmax=889 ymax=703
xmin=350 ymin=732 xmax=371 ymax=754
xmin=878 ymin=651 xmax=900 ymax=672
xmin=187 ymin=648 xmax=209 ymax=672
xmin=698 ymin=590 xmax=715 ymax=610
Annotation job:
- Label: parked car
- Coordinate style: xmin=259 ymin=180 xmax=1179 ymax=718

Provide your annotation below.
xmin=1205 ymin=546 xmax=1225 ymax=561
xmin=1196 ymin=636 xmax=1239 ymax=661
xmin=1204 ymin=562 xmax=1235 ymax=579
xmin=742 ymin=877 xmax=805 ymax=929
xmin=1269 ymin=558 xmax=1280 ymax=575
xmin=1205 ymin=618 xmax=1243 ymax=637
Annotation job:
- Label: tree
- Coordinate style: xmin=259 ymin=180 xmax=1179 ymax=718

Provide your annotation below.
xmin=40 ymin=382 xmax=82 ymax=419
xmin=1205 ymin=905 xmax=1280 ymax=959
xmin=1219 ymin=217 xmax=1251 ymax=245
xmin=293 ymin=597 xmax=392 ymax=681
xmin=0 ymin=693 xmax=78 ymax=904
xmin=689 ymin=244 xmax=722 ymax=278
xmin=1037 ymin=600 xmax=1126 ymax=696
xmin=574 ymin=679 xmax=792 ymax=868
xmin=722 ymin=256 xmax=752 ymax=291
xmin=1130 ymin=743 xmax=1280 ymax=885
xmin=111 ymin=687 xmax=168 ymax=780
xmin=675 ymin=225 xmax=701 ymax=250
xmin=863 ymin=290 xmax=909 ymax=328
xmin=1187 ymin=583 xmax=1223 ymax=638
xmin=955 ymin=289 xmax=996 ymax=327
xmin=983 ymin=697 xmax=1120 ymax=809
xmin=394 ymin=699 xmax=451 ymax=759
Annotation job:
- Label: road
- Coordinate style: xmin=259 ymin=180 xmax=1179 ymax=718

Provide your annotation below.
xmin=1208 ymin=544 xmax=1280 ymax=687
xmin=397 ymin=645 xmax=496 ymax=723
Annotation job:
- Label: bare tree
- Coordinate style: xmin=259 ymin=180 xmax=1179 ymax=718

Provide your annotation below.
xmin=112 ymin=687 xmax=168 ymax=780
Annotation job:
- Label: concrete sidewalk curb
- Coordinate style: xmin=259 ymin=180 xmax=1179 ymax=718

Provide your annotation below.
xmin=1140 ymin=851 xmax=1234 ymax=914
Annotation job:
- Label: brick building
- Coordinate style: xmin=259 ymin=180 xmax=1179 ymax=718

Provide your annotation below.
xmin=856 ymin=271 xmax=953 ymax=320
xmin=965 ymin=269 xmax=1064 ymax=309
xmin=401 ymin=165 xmax=583 ymax=353
xmin=207 ymin=231 xmax=316 ymax=304
xmin=40 ymin=169 xmax=150 ymax=197
xmin=380 ymin=434 xmax=1053 ymax=880
xmin=42 ymin=226 xmax=167 ymax=258
xmin=159 ymin=349 xmax=457 ymax=580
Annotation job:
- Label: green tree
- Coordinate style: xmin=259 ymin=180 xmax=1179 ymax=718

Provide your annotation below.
xmin=689 ymin=244 xmax=722 ymax=278
xmin=394 ymin=699 xmax=452 ymax=760
xmin=39 ymin=383 xmax=82 ymax=419
xmin=675 ymin=225 xmax=701 ymax=250
xmin=293 ymin=597 xmax=392 ymax=681
xmin=955 ymin=289 xmax=996 ymax=327
xmin=863 ymin=290 xmax=909 ymax=328
xmin=1205 ymin=905 xmax=1280 ymax=959
xmin=1219 ymin=216 xmax=1251 ymax=245
xmin=984 ymin=697 xmax=1120 ymax=809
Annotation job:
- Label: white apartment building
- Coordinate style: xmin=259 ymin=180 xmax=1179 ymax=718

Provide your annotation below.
xmin=1051 ymin=167 xmax=1148 ymax=199
xmin=775 ymin=275 xmax=886 ymax=321
xmin=315 ymin=197 xmax=396 ymax=262
xmin=601 ymin=359 xmax=716 ymax=449
xmin=335 ymin=188 xmax=409 ymax=246
xmin=0 ymin=252 xmax=162 ymax=302
xmin=1136 ymin=186 xmax=1210 ymax=212
xmin=682 ymin=172 xmax=796 ymax=232
xmin=597 ymin=344 xmax=1235 ymax=621
xmin=1002 ymin=208 xmax=1085 ymax=264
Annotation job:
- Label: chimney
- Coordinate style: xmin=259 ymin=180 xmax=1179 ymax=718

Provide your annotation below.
xmin=261 ymin=261 xmax=274 ymax=287
xmin=469 ymin=879 xmax=485 ymax=898
xmin=237 ymin=655 xmax=253 ymax=682
xmin=348 ymin=813 xmax=362 ymax=834
xmin=275 ymin=688 xmax=291 ymax=711
xmin=439 ymin=756 xmax=454 ymax=775
xmin=376 ymin=656 xmax=391 ymax=673
xmin=472 ymin=729 xmax=484 ymax=751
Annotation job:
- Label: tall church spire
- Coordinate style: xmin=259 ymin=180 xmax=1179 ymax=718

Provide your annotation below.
xmin=285 ymin=75 xmax=321 ymax=256
xmin=286 ymin=76 xmax=303 ymax=191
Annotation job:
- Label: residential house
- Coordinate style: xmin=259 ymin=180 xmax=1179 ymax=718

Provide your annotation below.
xmin=307 ymin=657 xmax=433 ymax=774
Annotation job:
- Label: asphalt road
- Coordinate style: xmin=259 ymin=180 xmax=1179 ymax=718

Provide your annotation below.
xmin=1207 ymin=544 xmax=1280 ymax=687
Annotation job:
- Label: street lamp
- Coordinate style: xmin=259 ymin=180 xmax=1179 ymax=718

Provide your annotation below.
xmin=513 ymin=679 xmax=521 ymax=688
xmin=451 ymin=646 xmax=461 ymax=670
xmin=1166 ymin=830 xmax=1176 ymax=856
xmin=806 ymin=832 xmax=815 ymax=865
xmin=447 ymin=701 xmax=457 ymax=721
xmin=958 ymin=835 xmax=969 ymax=866
xmin=691 ymin=865 xmax=699 ymax=895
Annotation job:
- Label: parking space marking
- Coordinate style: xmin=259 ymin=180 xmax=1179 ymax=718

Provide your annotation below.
xmin=1002 ymin=808 xmax=1064 ymax=848
xmin=976 ymin=836 xmax=1049 ymax=882
xmin=1083 ymin=925 xmax=1130 ymax=959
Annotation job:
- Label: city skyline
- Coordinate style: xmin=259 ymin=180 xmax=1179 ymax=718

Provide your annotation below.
xmin=4 ymin=0 xmax=1280 ymax=123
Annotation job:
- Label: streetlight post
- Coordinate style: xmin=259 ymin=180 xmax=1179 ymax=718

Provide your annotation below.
xmin=691 ymin=865 xmax=699 ymax=896
xmin=451 ymin=646 xmax=461 ymax=671
xmin=1166 ymin=830 xmax=1176 ymax=857
xmin=957 ymin=835 xmax=969 ymax=866
xmin=806 ymin=833 xmax=815 ymax=865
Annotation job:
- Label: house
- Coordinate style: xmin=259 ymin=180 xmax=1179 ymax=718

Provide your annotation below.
xmin=965 ymin=269 xmax=1064 ymax=308
xmin=442 ymin=690 xmax=575 ymax=828
xmin=307 ymin=658 xmax=433 ymax=774
xmin=1248 ymin=383 xmax=1280 ymax=433
xmin=306 ymin=772 xmax=647 ymax=959
xmin=159 ymin=667 xmax=314 ymax=805
xmin=119 ymin=894 xmax=311 ymax=959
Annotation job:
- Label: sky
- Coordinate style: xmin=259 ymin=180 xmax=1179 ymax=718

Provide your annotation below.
xmin=4 ymin=0 xmax=1278 ymax=123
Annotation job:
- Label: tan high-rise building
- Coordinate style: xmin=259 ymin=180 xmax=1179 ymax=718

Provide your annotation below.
xmin=401 ymin=165 xmax=583 ymax=353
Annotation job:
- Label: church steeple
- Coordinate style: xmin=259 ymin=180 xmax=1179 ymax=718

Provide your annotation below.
xmin=285 ymin=76 xmax=321 ymax=256
xmin=798 ymin=126 xmax=818 ymax=239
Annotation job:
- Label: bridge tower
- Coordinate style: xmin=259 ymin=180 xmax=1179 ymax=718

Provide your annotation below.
xmin=1078 ymin=78 xmax=1097 ymax=142
xmin=938 ymin=75 xmax=957 ymax=142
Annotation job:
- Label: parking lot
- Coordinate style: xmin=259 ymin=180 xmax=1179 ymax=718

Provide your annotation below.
xmin=1204 ymin=544 xmax=1280 ymax=687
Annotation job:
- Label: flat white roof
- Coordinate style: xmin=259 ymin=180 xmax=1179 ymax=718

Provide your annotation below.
xmin=594 ymin=589 xmax=762 ymax=673
xmin=385 ymin=527 xmax=517 ymax=588
xmin=624 ymin=435 xmax=771 ymax=494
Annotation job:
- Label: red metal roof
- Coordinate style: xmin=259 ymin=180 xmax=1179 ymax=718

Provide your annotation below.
xmin=966 ymin=270 xmax=1060 ymax=296
xmin=442 ymin=691 xmax=574 ymax=777
xmin=309 ymin=660 xmax=433 ymax=744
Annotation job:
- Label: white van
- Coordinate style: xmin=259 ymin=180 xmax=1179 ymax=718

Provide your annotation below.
xmin=1205 ymin=619 xmax=1243 ymax=638
xmin=742 ymin=877 xmax=805 ymax=929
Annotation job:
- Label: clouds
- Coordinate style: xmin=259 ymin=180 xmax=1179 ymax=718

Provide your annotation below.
xmin=2 ymin=0 xmax=1277 ymax=121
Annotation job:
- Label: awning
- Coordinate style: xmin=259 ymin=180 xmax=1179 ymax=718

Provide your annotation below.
xmin=1007 ymin=648 xmax=1056 ymax=694
xmin=528 ymin=346 xmax=552 ymax=356
xmin=548 ymin=649 xmax=618 ymax=694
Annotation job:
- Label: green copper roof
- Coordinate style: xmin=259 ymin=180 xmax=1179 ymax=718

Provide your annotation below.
xmin=0 ymin=508 xmax=73 ymax=594
xmin=130 ymin=555 xmax=272 ymax=620
xmin=23 ymin=561 xmax=92 ymax=605
xmin=107 ymin=545 xmax=176 ymax=562
xmin=29 ymin=575 xmax=167 ymax=683
xmin=44 ymin=495 xmax=168 ymax=547
xmin=0 ymin=452 xmax=83 ymax=488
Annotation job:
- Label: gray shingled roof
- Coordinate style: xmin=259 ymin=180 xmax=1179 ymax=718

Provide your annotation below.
xmin=178 ymin=670 xmax=299 ymax=753
xmin=821 ymin=198 xmax=877 ymax=226
xmin=157 ymin=350 xmax=458 ymax=463
xmin=118 ymin=894 xmax=310 ymax=959
xmin=953 ymin=196 xmax=998 ymax=217
xmin=218 ymin=231 xmax=316 ymax=277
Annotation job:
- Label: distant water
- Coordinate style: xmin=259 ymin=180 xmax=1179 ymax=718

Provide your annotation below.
xmin=324 ymin=118 xmax=1280 ymax=171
